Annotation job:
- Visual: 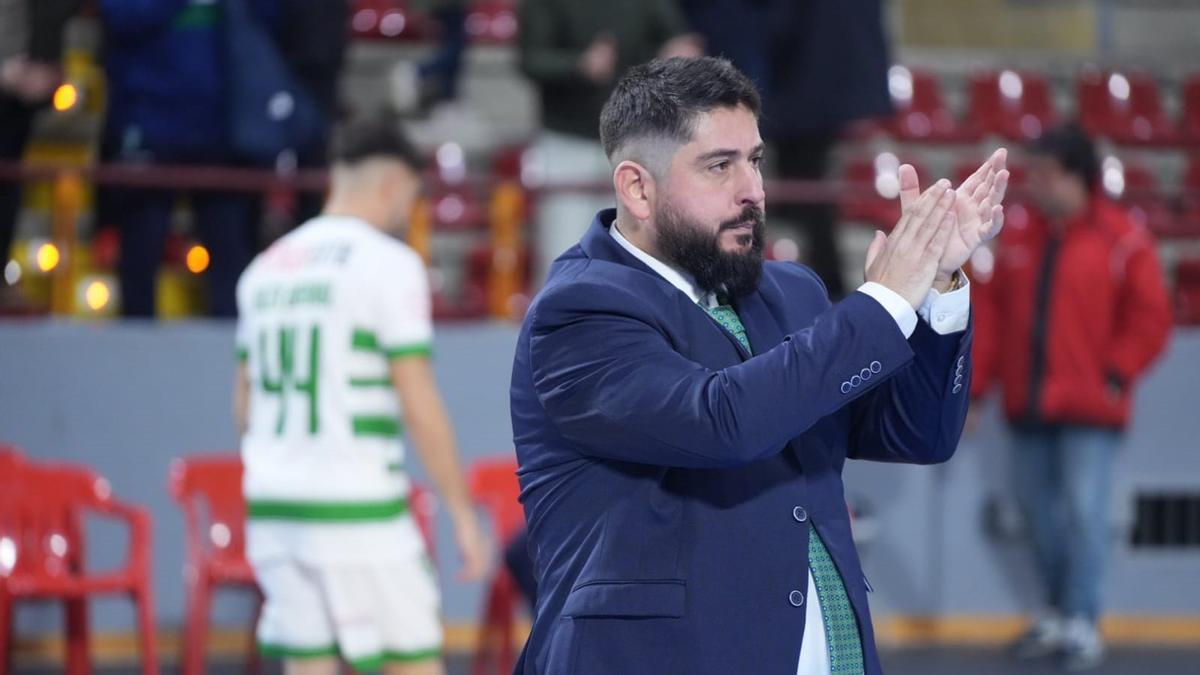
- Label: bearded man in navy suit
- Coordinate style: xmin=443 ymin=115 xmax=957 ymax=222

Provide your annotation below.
xmin=509 ymin=56 xmax=1009 ymax=674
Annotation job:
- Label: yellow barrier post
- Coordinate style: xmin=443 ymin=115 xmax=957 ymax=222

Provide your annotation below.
xmin=409 ymin=196 xmax=433 ymax=265
xmin=487 ymin=181 xmax=525 ymax=320
xmin=50 ymin=170 xmax=84 ymax=314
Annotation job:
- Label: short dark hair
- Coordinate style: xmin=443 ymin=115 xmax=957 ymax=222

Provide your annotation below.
xmin=599 ymin=57 xmax=761 ymax=162
xmin=329 ymin=114 xmax=426 ymax=170
xmin=1030 ymin=122 xmax=1099 ymax=193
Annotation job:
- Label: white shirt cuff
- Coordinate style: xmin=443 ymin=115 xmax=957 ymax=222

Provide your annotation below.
xmin=918 ymin=274 xmax=971 ymax=335
xmin=858 ymin=282 xmax=918 ymax=338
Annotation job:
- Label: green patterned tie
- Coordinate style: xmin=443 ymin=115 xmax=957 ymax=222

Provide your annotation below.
xmin=703 ymin=301 xmax=865 ymax=673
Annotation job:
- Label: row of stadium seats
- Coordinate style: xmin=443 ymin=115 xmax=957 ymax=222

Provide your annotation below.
xmin=350 ymin=0 xmax=517 ymax=44
xmin=866 ymin=66 xmax=1200 ymax=146
xmin=341 ymin=3 xmax=1200 ymax=148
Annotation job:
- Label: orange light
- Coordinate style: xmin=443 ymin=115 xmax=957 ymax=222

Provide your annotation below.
xmin=186 ymin=245 xmax=210 ymax=274
xmin=53 ymin=83 xmax=78 ymax=112
xmin=85 ymin=281 xmax=111 ymax=311
xmin=36 ymin=243 xmax=60 ymax=272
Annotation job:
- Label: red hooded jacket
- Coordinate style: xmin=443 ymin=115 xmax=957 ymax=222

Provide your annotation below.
xmin=971 ymin=196 xmax=1172 ymax=429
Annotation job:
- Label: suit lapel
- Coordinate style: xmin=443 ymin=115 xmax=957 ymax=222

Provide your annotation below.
xmin=702 ymin=301 xmax=753 ymax=361
xmin=733 ymin=287 xmax=787 ymax=360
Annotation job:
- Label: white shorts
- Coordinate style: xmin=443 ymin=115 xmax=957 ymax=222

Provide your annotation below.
xmin=254 ymin=556 xmax=443 ymax=670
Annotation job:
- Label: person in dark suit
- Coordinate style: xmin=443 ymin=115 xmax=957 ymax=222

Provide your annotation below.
xmin=763 ymin=0 xmax=893 ymax=299
xmin=509 ymin=57 xmax=1008 ymax=674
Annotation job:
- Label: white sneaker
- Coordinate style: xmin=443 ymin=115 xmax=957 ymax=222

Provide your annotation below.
xmin=1061 ymin=617 xmax=1104 ymax=671
xmin=1012 ymin=614 xmax=1065 ymax=659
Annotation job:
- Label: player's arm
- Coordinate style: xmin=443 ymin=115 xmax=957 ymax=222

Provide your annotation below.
xmin=233 ymin=362 xmax=250 ymax=436
xmin=391 ymin=356 xmax=487 ymax=581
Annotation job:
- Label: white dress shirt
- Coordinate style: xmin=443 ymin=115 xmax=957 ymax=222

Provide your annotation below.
xmin=610 ymin=223 xmax=970 ymax=674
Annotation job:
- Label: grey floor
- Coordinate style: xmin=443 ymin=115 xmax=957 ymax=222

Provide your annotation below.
xmin=12 ymin=648 xmax=1200 ymax=675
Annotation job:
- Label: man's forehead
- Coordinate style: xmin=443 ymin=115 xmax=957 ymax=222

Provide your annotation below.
xmin=683 ymin=106 xmax=762 ymax=155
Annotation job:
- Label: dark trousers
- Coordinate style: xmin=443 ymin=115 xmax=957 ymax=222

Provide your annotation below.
xmin=418 ymin=6 xmax=468 ymax=103
xmin=116 ymin=184 xmax=255 ymax=317
xmin=0 ymin=94 xmax=38 ymax=266
xmin=773 ymin=133 xmax=845 ymax=299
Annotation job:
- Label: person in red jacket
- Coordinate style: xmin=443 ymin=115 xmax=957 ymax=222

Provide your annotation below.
xmin=971 ymin=123 xmax=1172 ymax=671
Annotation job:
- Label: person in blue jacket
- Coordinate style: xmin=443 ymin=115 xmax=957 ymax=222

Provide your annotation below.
xmin=99 ymin=0 xmax=277 ymax=317
xmin=509 ymin=56 xmax=1008 ymax=674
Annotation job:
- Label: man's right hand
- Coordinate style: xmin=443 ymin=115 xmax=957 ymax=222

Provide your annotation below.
xmin=579 ymin=34 xmax=618 ymax=84
xmin=863 ymin=177 xmax=958 ymax=308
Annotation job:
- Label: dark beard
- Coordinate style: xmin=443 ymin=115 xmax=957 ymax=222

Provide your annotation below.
xmin=656 ymin=202 xmax=765 ymax=300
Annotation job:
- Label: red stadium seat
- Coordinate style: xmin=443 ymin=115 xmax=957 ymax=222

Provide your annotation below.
xmin=967 ymin=69 xmax=1058 ymax=141
xmin=466 ymin=0 xmax=519 ymax=45
xmin=431 ymin=188 xmax=487 ymax=232
xmin=1183 ymin=74 xmax=1200 ymax=145
xmin=886 ymin=66 xmax=978 ymax=143
xmin=0 ymin=458 xmax=159 ymax=675
xmin=1174 ymin=258 xmax=1200 ymax=324
xmin=467 ymin=457 xmax=523 ymax=675
xmin=1100 ymin=157 xmax=1176 ymax=237
xmin=838 ymin=153 xmax=928 ymax=229
xmin=349 ymin=0 xmax=429 ymax=41
xmin=1178 ymin=154 xmax=1200 ymax=238
xmin=169 ymin=454 xmax=259 ymax=675
xmin=1078 ymin=69 xmax=1178 ymax=146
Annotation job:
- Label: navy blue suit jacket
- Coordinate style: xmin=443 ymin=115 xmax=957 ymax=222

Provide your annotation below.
xmin=510 ymin=210 xmax=971 ymax=674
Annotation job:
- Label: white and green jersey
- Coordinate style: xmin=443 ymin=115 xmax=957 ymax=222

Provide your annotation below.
xmin=235 ymin=215 xmax=431 ymax=562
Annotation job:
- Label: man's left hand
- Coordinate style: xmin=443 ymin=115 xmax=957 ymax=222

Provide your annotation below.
xmin=898 ymin=148 xmax=1009 ymax=283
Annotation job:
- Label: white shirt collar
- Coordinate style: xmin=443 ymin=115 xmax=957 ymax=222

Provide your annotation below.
xmin=609 ymin=222 xmax=717 ymax=308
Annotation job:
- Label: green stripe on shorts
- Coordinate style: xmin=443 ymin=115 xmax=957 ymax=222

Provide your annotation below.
xmin=259 ymin=642 xmax=440 ymax=669
xmin=247 ymin=497 xmax=409 ymax=521
xmin=384 ymin=647 xmax=442 ymax=663
xmin=258 ymin=642 xmax=339 ymax=660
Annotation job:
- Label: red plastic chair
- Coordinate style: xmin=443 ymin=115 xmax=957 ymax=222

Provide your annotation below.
xmin=468 ymin=457 xmax=523 ymax=675
xmin=0 ymin=459 xmax=158 ymax=675
xmin=1182 ymin=74 xmax=1200 ymax=145
xmin=168 ymin=454 xmax=260 ymax=675
xmin=967 ymin=69 xmax=1058 ymax=141
xmin=886 ymin=66 xmax=978 ymax=143
xmin=168 ymin=454 xmax=439 ymax=675
xmin=1078 ymin=69 xmax=1178 ymax=145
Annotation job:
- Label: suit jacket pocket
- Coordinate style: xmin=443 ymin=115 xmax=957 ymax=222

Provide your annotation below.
xmin=562 ymin=579 xmax=686 ymax=618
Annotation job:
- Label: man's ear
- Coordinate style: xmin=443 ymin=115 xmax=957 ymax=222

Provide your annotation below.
xmin=613 ymin=160 xmax=655 ymax=221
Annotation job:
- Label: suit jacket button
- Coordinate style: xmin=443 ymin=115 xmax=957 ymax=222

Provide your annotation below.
xmin=789 ymin=590 xmax=805 ymax=607
xmin=841 ymin=382 xmax=852 ymax=394
xmin=861 ymin=368 xmax=872 ymax=381
xmin=793 ymin=506 xmax=808 ymax=522
xmin=870 ymin=360 xmax=882 ymax=373
xmin=850 ymin=375 xmax=862 ymax=388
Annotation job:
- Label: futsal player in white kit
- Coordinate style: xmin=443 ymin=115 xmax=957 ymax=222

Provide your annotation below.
xmin=233 ymin=117 xmax=487 ymax=675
